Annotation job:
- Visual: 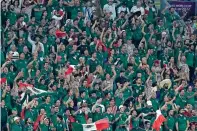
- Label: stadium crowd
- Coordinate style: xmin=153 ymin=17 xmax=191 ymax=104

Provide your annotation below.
xmin=1 ymin=0 xmax=197 ymax=130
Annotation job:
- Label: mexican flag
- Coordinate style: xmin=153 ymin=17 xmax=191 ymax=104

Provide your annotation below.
xmin=72 ymin=118 xmax=109 ymax=131
xmin=152 ymin=110 xmax=166 ymax=131
xmin=0 ymin=78 xmax=7 ymax=84
xmin=55 ymin=30 xmax=67 ymax=38
xmin=65 ymin=65 xmax=76 ymax=76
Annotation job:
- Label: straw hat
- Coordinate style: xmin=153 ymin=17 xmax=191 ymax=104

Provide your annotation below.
xmin=159 ymin=79 xmax=172 ymax=89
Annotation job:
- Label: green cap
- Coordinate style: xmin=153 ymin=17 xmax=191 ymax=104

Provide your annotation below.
xmin=12 ymin=108 xmax=17 ymax=111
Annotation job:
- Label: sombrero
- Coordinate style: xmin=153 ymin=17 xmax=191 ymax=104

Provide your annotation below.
xmin=159 ymin=79 xmax=172 ymax=89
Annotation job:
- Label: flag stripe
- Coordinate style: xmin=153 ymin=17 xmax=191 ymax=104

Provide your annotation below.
xmin=0 ymin=78 xmax=7 ymax=84
xmin=152 ymin=110 xmax=166 ymax=131
xmin=65 ymin=66 xmax=74 ymax=76
xmin=33 ymin=115 xmax=43 ymax=131
xmin=82 ymin=123 xmax=97 ymax=131
xmin=56 ymin=30 xmax=66 ymax=38
xmin=73 ymin=119 xmax=109 ymax=131
xmin=18 ymin=82 xmax=33 ymax=90
xmin=95 ymin=118 xmax=110 ymax=130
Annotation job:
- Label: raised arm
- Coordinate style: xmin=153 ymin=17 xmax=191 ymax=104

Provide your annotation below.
xmin=100 ymin=28 xmax=105 ymax=42
xmin=161 ymin=5 xmax=169 ymax=15
xmin=92 ymin=103 xmax=97 ymax=113
xmin=111 ymin=66 xmax=117 ymax=79
xmin=40 ymin=43 xmax=45 ymax=53
xmin=115 ymin=0 xmax=121 ymax=7
xmin=177 ymin=51 xmax=182 ymax=68
xmin=121 ymin=19 xmax=128 ymax=29
xmin=7 ymin=33 xmax=17 ymax=45
xmin=28 ymin=33 xmax=35 ymax=46
xmin=91 ymin=20 xmax=97 ymax=32
xmin=52 ymin=13 xmax=65 ymax=20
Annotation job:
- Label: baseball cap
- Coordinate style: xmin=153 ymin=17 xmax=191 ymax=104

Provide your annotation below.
xmin=14 ymin=117 xmax=20 ymax=121
xmin=119 ymin=105 xmax=124 ymax=110
xmin=147 ymin=101 xmax=152 ymax=106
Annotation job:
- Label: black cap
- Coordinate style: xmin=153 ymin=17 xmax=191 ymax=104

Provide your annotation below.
xmin=148 ymin=0 xmax=154 ymax=4
xmin=127 ymin=63 xmax=133 ymax=67
xmin=90 ymin=90 xmax=97 ymax=95
xmin=57 ymin=114 xmax=63 ymax=120
xmin=120 ymin=69 xmax=125 ymax=73
xmin=132 ymin=11 xmax=141 ymax=17
xmin=80 ymin=90 xmax=86 ymax=95
xmin=34 ymin=34 xmax=43 ymax=39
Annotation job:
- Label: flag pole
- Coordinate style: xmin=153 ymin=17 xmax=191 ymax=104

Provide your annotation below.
xmin=5 ymin=79 xmax=7 ymax=89
xmin=66 ymin=118 xmax=70 ymax=131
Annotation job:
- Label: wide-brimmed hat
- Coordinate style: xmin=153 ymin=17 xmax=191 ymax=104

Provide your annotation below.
xmin=159 ymin=79 xmax=172 ymax=89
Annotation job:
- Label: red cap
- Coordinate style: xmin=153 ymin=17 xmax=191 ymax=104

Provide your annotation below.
xmin=154 ymin=60 xmax=160 ymax=65
xmin=55 ymin=30 xmax=67 ymax=38
xmin=58 ymin=10 xmax=64 ymax=16
xmin=57 ymin=56 xmax=62 ymax=61
xmin=145 ymin=9 xmax=149 ymax=15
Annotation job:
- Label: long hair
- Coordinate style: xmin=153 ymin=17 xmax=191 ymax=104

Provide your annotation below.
xmin=96 ymin=65 xmax=104 ymax=75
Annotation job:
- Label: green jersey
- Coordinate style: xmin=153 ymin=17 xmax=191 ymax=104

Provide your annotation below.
xmin=165 ymin=116 xmax=175 ymax=130
xmin=11 ymin=123 xmax=23 ymax=131
xmin=87 ymin=58 xmax=99 ymax=73
xmin=39 ymin=123 xmax=49 ymax=131
xmin=55 ymin=121 xmax=65 ymax=131
xmin=176 ymin=115 xmax=188 ymax=131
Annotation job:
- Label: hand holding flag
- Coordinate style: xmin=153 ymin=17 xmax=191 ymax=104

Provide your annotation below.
xmin=72 ymin=118 xmax=110 ymax=131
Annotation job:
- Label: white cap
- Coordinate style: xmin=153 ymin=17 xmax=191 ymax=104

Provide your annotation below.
xmin=147 ymin=101 xmax=152 ymax=106
xmin=77 ymin=102 xmax=81 ymax=107
xmin=121 ymin=30 xmax=126 ymax=33
xmin=68 ymin=38 xmax=73 ymax=42
xmin=14 ymin=117 xmax=20 ymax=121
xmin=119 ymin=105 xmax=124 ymax=110
xmin=162 ymin=31 xmax=167 ymax=35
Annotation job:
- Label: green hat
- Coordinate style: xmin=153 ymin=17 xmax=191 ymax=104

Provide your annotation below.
xmin=90 ymin=90 xmax=97 ymax=94
xmin=12 ymin=108 xmax=17 ymax=111
xmin=78 ymin=8 xmax=82 ymax=12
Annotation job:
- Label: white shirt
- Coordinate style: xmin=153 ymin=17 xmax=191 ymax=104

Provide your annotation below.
xmin=126 ymin=44 xmax=135 ymax=55
xmin=28 ymin=34 xmax=45 ymax=54
xmin=7 ymin=51 xmax=19 ymax=61
xmin=83 ymin=7 xmax=93 ymax=21
xmin=130 ymin=6 xmax=145 ymax=15
xmin=103 ymin=3 xmax=116 ymax=20
xmin=22 ymin=5 xmax=36 ymax=20
xmin=118 ymin=6 xmax=129 ymax=14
